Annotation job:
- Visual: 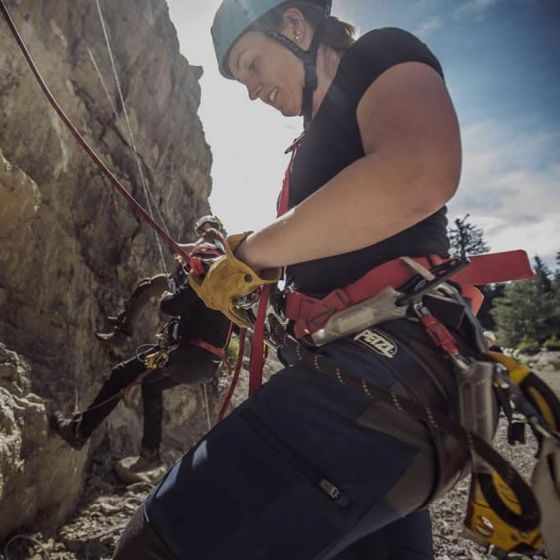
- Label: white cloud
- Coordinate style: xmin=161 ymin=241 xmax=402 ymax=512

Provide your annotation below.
xmin=412 ymin=16 xmax=443 ymax=38
xmin=449 ymin=119 xmax=560 ymax=264
xmin=454 ymin=0 xmax=504 ymax=18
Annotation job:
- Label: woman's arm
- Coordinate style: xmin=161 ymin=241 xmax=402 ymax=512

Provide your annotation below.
xmin=236 ymin=62 xmax=461 ymax=270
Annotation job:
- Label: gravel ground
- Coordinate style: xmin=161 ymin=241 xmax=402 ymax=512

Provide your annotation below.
xmin=2 ymin=365 xmax=558 ymax=560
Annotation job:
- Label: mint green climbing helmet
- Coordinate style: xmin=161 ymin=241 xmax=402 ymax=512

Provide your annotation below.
xmin=211 ymin=0 xmax=332 ymax=79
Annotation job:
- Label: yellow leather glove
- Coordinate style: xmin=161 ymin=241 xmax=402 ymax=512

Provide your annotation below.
xmin=188 ymin=232 xmax=282 ymax=327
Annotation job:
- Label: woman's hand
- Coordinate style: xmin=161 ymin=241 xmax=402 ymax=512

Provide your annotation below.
xmin=187 ymin=233 xmax=282 ymax=326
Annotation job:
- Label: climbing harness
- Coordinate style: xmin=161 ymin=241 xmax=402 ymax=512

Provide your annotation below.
xmin=70 ymin=314 xmax=233 ymax=421
xmin=283 ymin=251 xmax=532 ymax=340
xmin=70 ymin=341 xmax=169 ymax=420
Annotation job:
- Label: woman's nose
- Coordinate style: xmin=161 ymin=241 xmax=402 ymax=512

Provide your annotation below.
xmin=247 ymin=82 xmax=261 ymax=101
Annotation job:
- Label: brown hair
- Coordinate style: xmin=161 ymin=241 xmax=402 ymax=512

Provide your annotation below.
xmin=253 ymin=1 xmax=356 ymax=52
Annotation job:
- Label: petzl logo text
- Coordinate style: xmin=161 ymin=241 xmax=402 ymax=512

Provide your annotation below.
xmin=354 ymin=329 xmax=397 ymax=358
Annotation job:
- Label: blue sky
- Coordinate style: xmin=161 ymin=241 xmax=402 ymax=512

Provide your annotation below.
xmin=338 ymin=1 xmax=560 ymax=127
xmin=167 ymin=0 xmax=560 ymax=265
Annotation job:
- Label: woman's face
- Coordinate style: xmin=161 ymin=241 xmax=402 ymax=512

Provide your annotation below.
xmin=227 ymin=30 xmax=305 ymax=117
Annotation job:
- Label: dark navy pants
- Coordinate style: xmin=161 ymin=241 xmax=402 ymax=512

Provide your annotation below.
xmin=115 ymin=321 xmax=463 ymax=559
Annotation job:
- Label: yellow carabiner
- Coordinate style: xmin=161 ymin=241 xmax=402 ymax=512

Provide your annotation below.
xmin=144 ymin=350 xmax=169 ymax=371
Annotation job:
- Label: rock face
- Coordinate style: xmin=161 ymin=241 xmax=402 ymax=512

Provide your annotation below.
xmin=0 ymin=343 xmax=88 ymax=541
xmin=0 ymin=0 xmax=213 ymax=540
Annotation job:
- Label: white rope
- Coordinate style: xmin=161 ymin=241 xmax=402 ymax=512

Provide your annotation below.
xmin=202 ymin=382 xmax=212 ymax=430
xmin=144 ymin=177 xmax=173 ymax=235
xmin=74 ymin=354 xmax=80 ymax=413
xmin=94 ymin=0 xmax=169 ymax=277
xmin=399 ymin=256 xmax=435 ymax=281
xmin=87 ymin=48 xmax=172 ymax=236
xmin=86 ymin=46 xmax=118 ymax=116
xmin=87 ymin=47 xmax=173 ymax=238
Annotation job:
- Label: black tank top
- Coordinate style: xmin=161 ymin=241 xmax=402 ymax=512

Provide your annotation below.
xmin=285 ymin=28 xmax=450 ymax=297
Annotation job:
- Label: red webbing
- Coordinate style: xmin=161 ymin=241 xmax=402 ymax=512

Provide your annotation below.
xmin=419 ymin=314 xmax=460 ymax=356
xmin=285 ymin=250 xmax=533 ymax=338
xmin=248 ymin=285 xmax=272 ymax=395
xmin=449 ymin=250 xmax=533 ymax=285
xmin=186 ymin=339 xmax=226 ymax=360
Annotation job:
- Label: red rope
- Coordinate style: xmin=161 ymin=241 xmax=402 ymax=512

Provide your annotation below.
xmin=216 ymin=328 xmax=246 ymax=423
xmin=248 ymin=286 xmax=272 ymax=395
xmin=0 ymin=0 xmax=190 ymax=263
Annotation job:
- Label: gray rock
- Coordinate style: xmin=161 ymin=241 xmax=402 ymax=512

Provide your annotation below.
xmin=0 ymin=0 xmax=213 ymax=540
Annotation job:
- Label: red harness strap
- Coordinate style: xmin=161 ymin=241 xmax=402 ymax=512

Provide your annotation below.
xmin=247 ymin=148 xmax=297 ymax=396
xmin=285 ymin=250 xmax=533 ymax=339
xmin=418 ymin=309 xmax=461 ymax=356
xmin=248 ymin=284 xmax=273 ymax=395
xmin=186 ymin=339 xmax=226 ymax=361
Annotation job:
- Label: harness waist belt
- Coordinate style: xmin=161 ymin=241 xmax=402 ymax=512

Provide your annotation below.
xmin=284 ymin=250 xmax=532 ymax=338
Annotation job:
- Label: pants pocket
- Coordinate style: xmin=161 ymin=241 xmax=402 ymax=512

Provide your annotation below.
xmin=241 ymin=408 xmax=350 ymax=508
xmin=146 ymin=405 xmax=353 ymax=560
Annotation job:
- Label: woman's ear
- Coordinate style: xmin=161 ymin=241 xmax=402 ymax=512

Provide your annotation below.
xmin=280 ymin=7 xmax=306 ymax=44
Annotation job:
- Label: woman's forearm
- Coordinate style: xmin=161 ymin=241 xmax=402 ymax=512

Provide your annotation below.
xmin=236 ymin=148 xmax=458 ymax=271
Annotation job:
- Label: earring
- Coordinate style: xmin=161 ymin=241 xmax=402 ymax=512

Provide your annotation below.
xmin=294 ymin=33 xmax=301 ymax=42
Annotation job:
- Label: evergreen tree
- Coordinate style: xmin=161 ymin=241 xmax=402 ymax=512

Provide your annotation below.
xmin=448 ymin=214 xmax=490 ymax=258
xmin=448 ymin=215 xmax=496 ymax=326
xmin=548 ymin=252 xmax=560 ymax=343
xmin=534 ymin=255 xmax=553 ymax=293
xmin=554 ymin=251 xmax=560 ymax=284
xmin=477 ymin=283 xmax=504 ymax=330
xmin=492 ymin=278 xmax=554 ymax=348
xmin=492 ymin=256 xmax=558 ymax=348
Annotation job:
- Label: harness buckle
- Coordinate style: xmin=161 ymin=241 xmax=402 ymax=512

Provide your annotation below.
xmin=310 ymin=286 xmax=407 ymax=346
xmin=398 ymin=256 xmax=470 ymax=305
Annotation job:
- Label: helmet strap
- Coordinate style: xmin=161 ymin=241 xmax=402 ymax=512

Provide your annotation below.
xmin=262 ymin=18 xmax=327 ymax=129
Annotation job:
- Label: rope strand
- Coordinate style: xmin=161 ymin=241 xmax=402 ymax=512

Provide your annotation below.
xmin=94 ymin=0 xmax=170 ymax=277
xmin=88 ymin=44 xmax=173 ymax=244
